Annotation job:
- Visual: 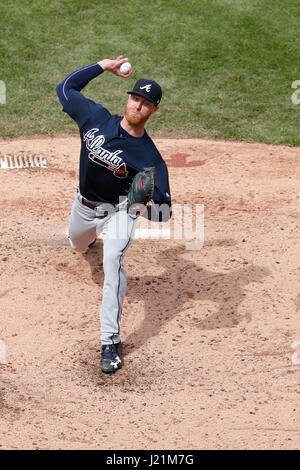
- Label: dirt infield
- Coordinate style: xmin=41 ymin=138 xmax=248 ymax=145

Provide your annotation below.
xmin=0 ymin=135 xmax=299 ymax=450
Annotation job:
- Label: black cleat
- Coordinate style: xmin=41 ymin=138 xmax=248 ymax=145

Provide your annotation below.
xmin=100 ymin=342 xmax=122 ymax=373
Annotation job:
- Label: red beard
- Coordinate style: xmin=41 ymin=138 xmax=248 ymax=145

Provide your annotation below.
xmin=124 ymin=106 xmax=148 ymax=127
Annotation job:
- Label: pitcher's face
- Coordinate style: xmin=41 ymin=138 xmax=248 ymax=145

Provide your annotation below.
xmin=124 ymin=94 xmax=158 ymax=126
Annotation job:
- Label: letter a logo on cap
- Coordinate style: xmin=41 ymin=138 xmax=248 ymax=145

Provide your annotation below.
xmin=127 ymin=79 xmax=162 ymax=105
xmin=140 ymin=84 xmax=152 ymax=93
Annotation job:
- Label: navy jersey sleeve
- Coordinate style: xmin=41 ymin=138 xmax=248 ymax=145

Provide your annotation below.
xmin=143 ymin=160 xmax=172 ymax=222
xmin=56 ymin=62 xmax=109 ymax=129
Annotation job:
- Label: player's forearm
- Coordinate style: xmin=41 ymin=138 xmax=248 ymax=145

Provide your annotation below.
xmin=56 ymin=62 xmax=103 ymax=106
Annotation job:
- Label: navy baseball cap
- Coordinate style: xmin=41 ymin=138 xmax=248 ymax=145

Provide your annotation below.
xmin=127 ymin=79 xmax=162 ymax=106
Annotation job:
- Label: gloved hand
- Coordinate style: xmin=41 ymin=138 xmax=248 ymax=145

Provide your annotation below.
xmin=127 ymin=167 xmax=156 ymax=216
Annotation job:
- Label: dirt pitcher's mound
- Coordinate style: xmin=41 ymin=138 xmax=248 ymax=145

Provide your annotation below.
xmin=0 ymin=135 xmax=299 ymax=450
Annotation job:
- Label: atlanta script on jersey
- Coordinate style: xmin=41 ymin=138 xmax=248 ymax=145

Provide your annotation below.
xmin=83 ymin=128 xmax=128 ymax=179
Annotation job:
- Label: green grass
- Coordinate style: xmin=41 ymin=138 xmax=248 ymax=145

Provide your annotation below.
xmin=0 ymin=0 xmax=300 ymax=145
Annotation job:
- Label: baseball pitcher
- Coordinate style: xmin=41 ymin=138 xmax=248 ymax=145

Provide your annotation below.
xmin=56 ymin=55 xmax=172 ymax=373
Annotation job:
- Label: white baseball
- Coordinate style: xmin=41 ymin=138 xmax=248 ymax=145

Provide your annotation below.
xmin=120 ymin=62 xmax=132 ymax=74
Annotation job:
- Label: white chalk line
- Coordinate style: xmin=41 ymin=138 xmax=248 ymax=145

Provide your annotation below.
xmin=133 ymin=228 xmax=171 ymax=239
xmin=51 ymin=226 xmax=172 ymax=242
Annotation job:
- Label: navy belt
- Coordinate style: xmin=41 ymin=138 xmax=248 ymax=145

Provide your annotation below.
xmin=80 ymin=195 xmax=101 ymax=210
xmin=76 ymin=188 xmax=128 ymax=214
xmin=77 ymin=190 xmax=121 ymax=213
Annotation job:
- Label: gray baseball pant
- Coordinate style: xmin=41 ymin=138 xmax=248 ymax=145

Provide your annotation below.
xmin=68 ymin=190 xmax=137 ymax=345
